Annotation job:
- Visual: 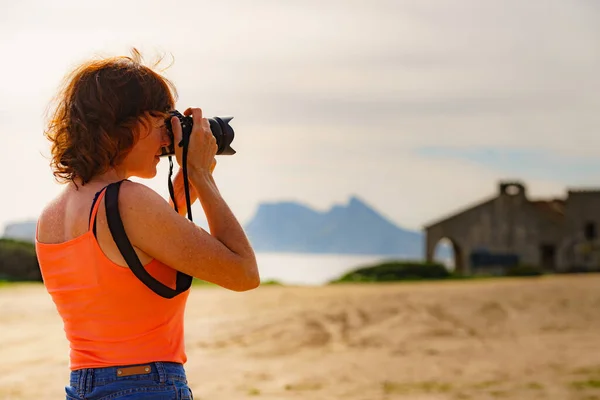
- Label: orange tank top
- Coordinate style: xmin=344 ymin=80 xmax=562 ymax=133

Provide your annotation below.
xmin=35 ymin=187 xmax=190 ymax=370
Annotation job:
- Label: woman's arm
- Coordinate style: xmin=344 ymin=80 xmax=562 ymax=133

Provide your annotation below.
xmin=118 ymin=180 xmax=259 ymax=292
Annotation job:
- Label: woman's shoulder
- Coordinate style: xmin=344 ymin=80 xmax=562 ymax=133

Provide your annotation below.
xmin=115 ymin=180 xmax=169 ymax=209
xmin=36 ymin=181 xmax=163 ymax=244
xmin=37 ymin=189 xmax=71 ymax=244
xmin=110 ymin=180 xmax=176 ymax=234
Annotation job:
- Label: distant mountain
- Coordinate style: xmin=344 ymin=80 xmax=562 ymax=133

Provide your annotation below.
xmin=244 ymin=196 xmax=427 ymax=257
xmin=2 ymin=220 xmax=37 ymax=243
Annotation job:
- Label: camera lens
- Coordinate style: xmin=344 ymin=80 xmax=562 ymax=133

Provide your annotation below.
xmin=160 ymin=111 xmax=236 ymax=157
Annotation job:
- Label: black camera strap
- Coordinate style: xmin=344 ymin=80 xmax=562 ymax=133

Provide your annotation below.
xmin=104 ymin=180 xmax=192 ymax=298
xmin=167 ymin=124 xmax=193 ymax=221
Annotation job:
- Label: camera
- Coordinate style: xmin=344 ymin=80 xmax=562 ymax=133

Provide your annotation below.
xmin=160 ymin=110 xmax=236 ymax=157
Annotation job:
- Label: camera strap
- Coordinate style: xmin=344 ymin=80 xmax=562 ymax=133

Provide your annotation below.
xmin=167 ymin=125 xmax=193 ymax=221
xmin=104 ymin=180 xmax=192 ymax=298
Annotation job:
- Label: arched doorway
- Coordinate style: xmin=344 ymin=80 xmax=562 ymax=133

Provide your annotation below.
xmin=432 ymin=237 xmax=466 ymax=275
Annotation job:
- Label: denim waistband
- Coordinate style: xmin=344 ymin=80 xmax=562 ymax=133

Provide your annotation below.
xmin=70 ymin=361 xmax=186 ymax=389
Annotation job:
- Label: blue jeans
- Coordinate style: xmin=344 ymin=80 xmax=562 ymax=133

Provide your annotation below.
xmin=66 ymin=361 xmax=193 ymax=399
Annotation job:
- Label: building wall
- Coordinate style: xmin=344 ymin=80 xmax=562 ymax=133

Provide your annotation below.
xmin=557 ymin=191 xmax=600 ymax=271
xmin=425 ymin=182 xmax=563 ymax=274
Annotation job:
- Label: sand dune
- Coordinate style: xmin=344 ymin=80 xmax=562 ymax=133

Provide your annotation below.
xmin=1 ymin=275 xmax=600 ymax=399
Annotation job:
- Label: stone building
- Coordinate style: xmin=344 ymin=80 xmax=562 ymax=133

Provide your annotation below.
xmin=424 ymin=181 xmax=600 ymax=274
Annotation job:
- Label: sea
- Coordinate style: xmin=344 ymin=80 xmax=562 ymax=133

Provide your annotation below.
xmin=254 ymin=252 xmax=402 ymax=286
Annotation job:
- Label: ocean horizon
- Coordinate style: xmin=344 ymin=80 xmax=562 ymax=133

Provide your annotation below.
xmin=254 ymin=252 xmax=409 ymax=286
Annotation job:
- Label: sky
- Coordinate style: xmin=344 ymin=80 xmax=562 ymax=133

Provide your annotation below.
xmin=0 ymin=0 xmax=599 ymax=234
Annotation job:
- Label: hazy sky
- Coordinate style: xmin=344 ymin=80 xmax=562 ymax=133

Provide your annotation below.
xmin=0 ymin=0 xmax=599 ymax=234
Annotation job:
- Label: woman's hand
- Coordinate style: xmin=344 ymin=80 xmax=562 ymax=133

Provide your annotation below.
xmin=170 ymin=107 xmax=218 ymax=176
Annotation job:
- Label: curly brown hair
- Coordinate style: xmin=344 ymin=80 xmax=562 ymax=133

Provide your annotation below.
xmin=44 ymin=48 xmax=178 ymax=186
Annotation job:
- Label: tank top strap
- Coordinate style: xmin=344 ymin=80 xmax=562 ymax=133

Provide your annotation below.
xmin=88 ymin=187 xmax=108 ymax=233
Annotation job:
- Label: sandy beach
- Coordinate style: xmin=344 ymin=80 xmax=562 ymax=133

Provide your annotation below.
xmin=1 ymin=275 xmax=599 ymax=399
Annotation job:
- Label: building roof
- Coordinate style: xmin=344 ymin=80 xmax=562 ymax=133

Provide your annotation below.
xmin=423 ymin=196 xmax=496 ymax=229
xmin=424 ymin=181 xmax=600 ymax=230
xmin=530 ymin=199 xmax=565 ymax=217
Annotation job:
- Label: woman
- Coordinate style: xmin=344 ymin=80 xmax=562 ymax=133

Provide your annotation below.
xmin=35 ymin=49 xmax=259 ymax=399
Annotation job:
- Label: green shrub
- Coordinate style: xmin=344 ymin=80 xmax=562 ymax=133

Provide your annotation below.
xmin=0 ymin=238 xmax=42 ymax=282
xmin=261 ymin=279 xmax=282 ymax=286
xmin=331 ymin=261 xmax=450 ymax=283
